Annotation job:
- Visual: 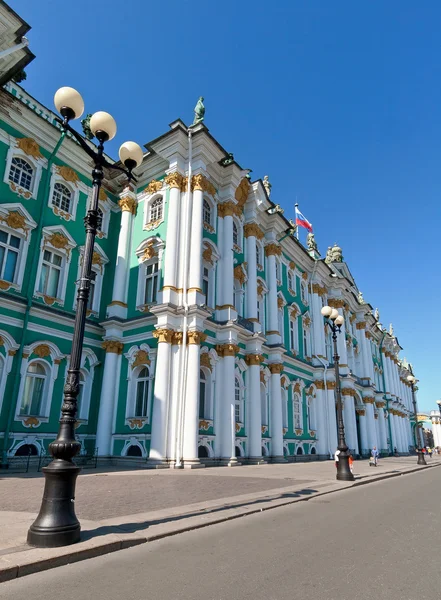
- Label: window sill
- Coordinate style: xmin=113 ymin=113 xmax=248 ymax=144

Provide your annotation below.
xmin=34 ymin=292 xmax=64 ymax=307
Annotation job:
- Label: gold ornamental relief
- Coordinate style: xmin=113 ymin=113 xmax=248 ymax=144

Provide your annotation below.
xmin=23 ymin=416 xmax=40 ymax=428
xmin=118 ymin=197 xmax=137 ymax=215
xmin=172 ymin=331 xmax=184 ymax=345
xmin=356 ymin=409 xmax=366 ymax=416
xmin=46 ymin=232 xmax=70 ymax=251
xmin=363 ymin=396 xmax=375 ymax=404
xmin=328 ymin=298 xmax=345 ymax=309
xmin=217 ymin=201 xmax=239 ymax=218
xmin=102 ymin=340 xmax=124 ymax=354
xmin=132 ymin=349 xmax=150 ymax=368
xmin=244 ymin=223 xmax=264 ymax=240
xmin=141 ymin=243 xmax=157 ymax=261
xmin=0 ymin=211 xmax=29 ymax=235
xmin=145 ymin=179 xmax=163 ymax=194
xmin=234 ymin=177 xmax=250 ymax=207
xmin=277 ymin=297 xmax=284 ymax=310
xmin=200 ymin=352 xmax=213 ymax=371
xmin=187 ymin=331 xmax=207 ymax=346
xmin=16 ymin=137 xmax=42 ymax=160
xmin=327 ymin=381 xmax=336 ymax=390
xmin=33 ymin=344 xmax=51 ymax=358
xmin=56 ymin=165 xmax=79 ymax=186
xmin=233 ymin=265 xmax=246 ymax=286
xmin=153 ymin=329 xmax=175 ymax=344
xmin=302 ymin=272 xmax=308 ymax=281
xmin=202 ymin=245 xmax=213 ymax=265
xmin=191 ymin=173 xmax=206 ymax=192
xmin=0 ymin=336 xmax=3 ymax=347
xmin=99 ymin=187 xmax=108 ymax=201
xmin=245 ymin=354 xmax=264 ymax=366
xmin=269 ymin=363 xmax=284 ymax=374
xmin=165 ymin=173 xmax=184 ymax=190
xmin=92 ymin=251 xmax=103 ymax=272
xmin=341 ymin=387 xmax=355 ymax=397
xmin=216 ymin=343 xmax=240 ymax=357
xmin=264 ymin=243 xmax=282 ymax=257
xmin=260 ymin=370 xmax=266 ymax=383
xmin=356 ymin=321 xmax=366 ymax=330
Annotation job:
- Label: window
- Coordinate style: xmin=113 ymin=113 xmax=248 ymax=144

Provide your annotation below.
xmin=290 ymin=318 xmax=298 ymax=353
xmin=52 ymin=182 xmax=72 ymax=213
xmin=233 ymin=221 xmax=239 ymax=247
xmin=199 ymin=370 xmax=207 ymax=419
xmin=144 ymin=261 xmax=159 ymax=304
xmin=287 ymin=271 xmax=293 ymax=291
xmin=97 ymin=208 xmax=104 ymax=231
xmin=203 ymin=199 xmax=211 ymax=226
xmin=135 ymin=367 xmax=150 ymax=417
xmin=303 ymin=326 xmax=309 ymax=357
xmin=235 ymin=377 xmax=242 ymax=422
xmin=38 ymin=250 xmax=63 ymax=297
xmin=202 ymin=266 xmax=209 ymax=301
xmin=77 ymin=372 xmax=85 ymax=418
xmin=293 ymin=393 xmax=302 ymax=430
xmin=278 ymin=308 xmax=284 ymax=342
xmin=301 ymin=281 xmax=307 ymax=304
xmin=0 ymin=230 xmax=20 ymax=282
xmin=9 ymin=157 xmax=33 ymax=191
xmin=275 ymin=260 xmax=280 ymax=282
xmin=149 ymin=197 xmax=163 ymax=223
xmin=257 ymin=298 xmax=264 ymax=326
xmin=88 ymin=270 xmax=97 ymax=310
xmin=282 ymin=388 xmax=288 ymax=428
xmin=20 ymin=362 xmax=46 ymax=416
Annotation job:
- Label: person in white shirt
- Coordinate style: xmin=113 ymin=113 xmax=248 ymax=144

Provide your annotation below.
xmin=334 ymin=448 xmax=340 ymax=468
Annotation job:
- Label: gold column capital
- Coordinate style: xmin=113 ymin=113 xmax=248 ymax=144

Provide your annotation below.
xmin=264 ymin=243 xmax=282 ymax=257
xmin=216 ymin=343 xmax=240 ymax=357
xmin=153 ymin=328 xmax=175 ymax=344
xmin=102 ymin=340 xmax=124 ymax=354
xmin=187 ymin=331 xmax=207 ymax=345
xmin=269 ymin=363 xmax=284 ymax=374
xmin=118 ymin=197 xmax=137 ymax=215
xmin=245 ymin=353 xmax=264 ymax=366
xmin=244 ymin=222 xmax=264 ymax=240
xmin=165 ymin=172 xmax=185 ymax=190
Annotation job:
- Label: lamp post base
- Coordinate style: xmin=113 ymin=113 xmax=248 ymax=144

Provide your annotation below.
xmin=27 ymin=460 xmax=81 ymax=548
xmin=336 ymin=452 xmax=355 ymax=481
xmin=416 ymin=450 xmax=427 ymax=466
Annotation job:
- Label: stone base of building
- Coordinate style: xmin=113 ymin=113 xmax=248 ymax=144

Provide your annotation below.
xmin=271 ymin=455 xmax=288 ymax=464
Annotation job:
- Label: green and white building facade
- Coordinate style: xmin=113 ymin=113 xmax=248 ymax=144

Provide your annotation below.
xmin=0 ymin=81 xmax=419 ymax=465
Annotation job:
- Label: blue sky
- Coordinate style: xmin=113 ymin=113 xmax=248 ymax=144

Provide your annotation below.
xmin=13 ymin=0 xmax=441 ymax=412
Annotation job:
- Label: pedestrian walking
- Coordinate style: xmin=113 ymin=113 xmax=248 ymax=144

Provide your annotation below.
xmin=349 ymin=453 xmax=354 ymax=474
xmin=372 ymin=446 xmax=379 ymax=466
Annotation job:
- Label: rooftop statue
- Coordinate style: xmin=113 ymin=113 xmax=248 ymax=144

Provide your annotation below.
xmin=306 ymin=232 xmax=318 ymax=252
xmin=81 ymin=113 xmax=93 ymax=140
xmin=263 ymin=175 xmax=272 ymax=197
xmin=358 ymin=291 xmax=365 ymax=304
xmin=389 ymin=323 xmax=394 ymax=336
xmin=192 ymin=96 xmax=205 ymax=126
xmin=374 ymin=308 xmax=380 ymax=321
xmin=325 ymin=243 xmax=343 ymax=264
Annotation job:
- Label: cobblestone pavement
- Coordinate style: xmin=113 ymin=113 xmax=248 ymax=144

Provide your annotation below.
xmin=0 ymin=456 xmax=434 ymax=521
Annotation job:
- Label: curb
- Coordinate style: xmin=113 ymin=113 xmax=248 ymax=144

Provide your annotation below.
xmin=1 ymin=461 xmax=440 ymax=583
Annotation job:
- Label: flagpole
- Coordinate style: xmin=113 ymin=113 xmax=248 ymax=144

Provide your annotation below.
xmin=294 ymin=202 xmax=299 ymax=240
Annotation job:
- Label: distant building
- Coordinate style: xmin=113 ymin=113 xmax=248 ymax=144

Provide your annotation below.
xmin=429 ymin=409 xmax=441 ymax=448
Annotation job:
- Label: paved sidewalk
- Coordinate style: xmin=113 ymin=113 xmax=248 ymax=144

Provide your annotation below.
xmin=0 ymin=456 xmax=439 ymax=583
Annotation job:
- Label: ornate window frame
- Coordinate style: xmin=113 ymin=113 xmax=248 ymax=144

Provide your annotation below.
xmin=15 ymin=341 xmax=64 ymax=424
xmin=63 ymin=348 xmax=99 ymax=423
xmin=34 ymin=225 xmax=76 ymax=306
xmin=48 ymin=165 xmax=85 ymax=221
xmin=0 ymin=203 xmax=37 ymax=292
xmin=202 ymin=241 xmax=220 ymax=309
xmin=0 ymin=330 xmax=19 ymax=415
xmin=234 ymin=369 xmax=245 ymax=426
xmin=289 ymin=303 xmax=301 ymax=356
xmin=202 ymin=195 xmax=217 ymax=233
xmin=232 ymin=216 xmax=243 ymax=253
xmin=143 ymin=193 xmax=165 ymax=231
xmin=3 ymin=136 xmax=46 ymax=200
xmin=135 ymin=237 xmax=165 ymax=311
xmin=124 ymin=344 xmax=156 ymax=425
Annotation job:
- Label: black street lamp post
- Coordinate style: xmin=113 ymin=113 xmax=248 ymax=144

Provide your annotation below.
xmin=321 ymin=305 xmax=354 ymax=481
xmin=27 ymin=87 xmax=143 ymax=548
xmin=407 ymin=375 xmax=426 ymax=466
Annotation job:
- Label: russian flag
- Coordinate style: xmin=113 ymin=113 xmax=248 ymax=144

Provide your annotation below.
xmin=295 ymin=206 xmax=313 ymax=232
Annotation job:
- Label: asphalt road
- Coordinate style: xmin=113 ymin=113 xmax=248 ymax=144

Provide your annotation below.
xmin=2 ymin=467 xmax=439 ymax=600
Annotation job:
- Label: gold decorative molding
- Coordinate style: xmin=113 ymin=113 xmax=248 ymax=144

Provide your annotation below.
xmin=277 ymin=296 xmax=285 ymax=310
xmin=215 ymin=304 xmax=236 ymax=310
xmin=264 ymin=243 xmax=282 ymax=257
xmin=315 ymin=380 xmax=325 ymax=390
xmin=128 ymin=418 xmax=147 ymax=430
xmin=171 ymin=331 xmax=183 ymax=345
xmin=0 ymin=280 xmax=12 ymax=290
xmin=245 ymin=354 xmax=264 ymax=366
xmin=45 ymin=232 xmax=70 ymax=252
xmin=312 ymin=283 xmax=327 ymax=297
xmin=141 ymin=240 xmax=157 ymax=261
xmin=266 ymin=330 xmax=280 ymax=335
xmin=269 ymin=363 xmax=284 ymax=374
xmin=216 ymin=343 xmax=240 ymax=357
xmin=0 ymin=211 xmax=29 ymax=236
xmin=199 ymin=419 xmax=212 ymax=431
xmin=145 ymin=179 xmax=163 ymax=194
xmin=341 ymin=387 xmax=355 ymax=396
xmin=261 ymin=425 xmax=268 ymax=434
xmin=187 ymin=331 xmax=207 ymax=346
xmin=356 ymin=408 xmax=366 ymax=416
xmin=56 ymin=165 xmax=79 ymax=186
xmin=118 ymin=197 xmax=137 ymax=215
xmin=295 ymin=429 xmax=303 ymax=436
xmin=375 ymin=400 xmax=386 ymax=408
xmin=349 ymin=314 xmax=356 ymax=323
xmin=165 ymin=172 xmax=184 ymax=190
xmin=365 ymin=331 xmax=372 ymax=339
xmin=290 ymin=306 xmax=300 ymax=318
xmin=301 ymin=272 xmax=308 ymax=281
xmin=356 ymin=321 xmax=366 ymax=330
xmin=23 ymin=416 xmax=40 ymax=428
xmin=244 ymin=222 xmax=264 ymax=240
xmin=235 ymin=422 xmax=241 ymax=433
xmin=327 ymin=381 xmax=336 ymax=390
xmin=33 ymin=344 xmax=51 ymax=358
xmin=191 ymin=173 xmax=216 ymax=196
xmin=303 ymin=316 xmax=311 ymax=328
xmin=0 ymin=336 xmax=3 ymax=347
xmin=153 ymin=328 xmax=174 ymax=344
xmin=289 ymin=261 xmax=296 ymax=270
xmin=363 ymin=396 xmax=375 ymax=404
xmin=8 ymin=349 xmax=17 ymax=356
xmin=235 ymin=177 xmax=250 ymax=207
xmin=108 ymin=300 xmax=128 ymax=308
xmin=234 ymin=264 xmax=246 ymax=286
xmin=102 ymin=340 xmax=124 ymax=354
xmin=99 ymin=187 xmax=108 ymax=201
xmin=42 ymin=295 xmax=56 ymax=306
xmin=217 ymin=201 xmax=240 ymax=218
xmin=132 ymin=349 xmax=150 ymax=368
xmin=202 ymin=244 xmax=213 ymax=265
xmin=200 ymin=352 xmax=212 ymax=370
xmin=328 ymin=298 xmax=345 ymax=308
xmin=16 ymin=137 xmax=42 ymax=159
xmin=257 ymin=282 xmax=265 ymax=297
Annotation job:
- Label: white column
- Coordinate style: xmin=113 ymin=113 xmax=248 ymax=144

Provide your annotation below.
xmin=358 ymin=410 xmax=369 ymax=455
xmin=107 ymin=193 xmax=135 ymax=318
xmin=244 ymin=226 xmax=259 ymax=321
xmin=364 ymin=399 xmax=378 ymax=451
xmin=182 ymin=332 xmax=204 ymax=466
xmin=327 ymin=384 xmax=338 ymax=457
xmin=149 ymin=329 xmax=173 ymax=463
xmin=218 ymin=344 xmax=238 ymax=463
xmin=96 ymin=341 xmax=123 ymax=456
xmin=215 ymin=214 xmax=224 ymax=307
xmin=167 ymin=335 xmax=182 ymax=462
xmin=221 ymin=206 xmax=235 ymax=311
xmin=246 ymin=354 xmax=263 ymax=460
xmin=377 ymin=406 xmax=387 ymax=452
xmin=188 ymin=178 xmax=204 ymax=300
xmin=162 ymin=175 xmax=182 ymax=301
xmin=265 ymin=245 xmax=280 ymax=340
xmin=311 ymin=287 xmax=326 ymax=359
xmin=315 ymin=388 xmax=328 ymax=456
xmin=388 ymin=410 xmax=397 ymax=452
xmin=270 ymin=364 xmax=285 ymax=461
xmin=342 ymin=391 xmax=358 ymax=454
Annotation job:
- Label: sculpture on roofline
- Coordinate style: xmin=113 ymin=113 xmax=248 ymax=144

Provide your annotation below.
xmin=263 ymin=175 xmax=272 ymax=197
xmin=325 ymin=243 xmax=343 ymax=264
xmin=81 ymin=113 xmax=93 ymax=140
xmin=358 ymin=291 xmax=365 ymax=304
xmin=192 ymin=96 xmax=205 ymax=125
xmin=389 ymin=323 xmax=394 ymax=336
xmin=306 ymin=232 xmax=318 ymax=252
xmin=374 ymin=308 xmax=380 ymax=321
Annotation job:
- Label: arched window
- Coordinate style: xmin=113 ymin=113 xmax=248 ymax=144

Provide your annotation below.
xmin=233 ymin=221 xmax=239 ymax=247
xmin=303 ymin=326 xmax=309 ymax=357
xmin=289 ymin=317 xmax=298 ymax=354
xmin=20 ymin=362 xmax=47 ymax=416
xmin=287 ymin=271 xmax=293 ymax=292
xmin=296 ymin=446 xmax=303 ymax=455
xmin=235 ymin=377 xmax=242 ymax=422
xmin=0 ymin=229 xmax=21 ymax=283
xmin=97 ymin=207 xmax=104 ymax=231
xmin=293 ymin=392 xmax=302 ymax=430
xmin=203 ymin=199 xmax=211 ymax=226
xmin=199 ymin=369 xmax=207 ymax=419
xmin=301 ymin=281 xmax=308 ymax=304
xmin=15 ymin=443 xmax=38 ymax=456
xmin=52 ymin=182 xmax=72 ymax=213
xmin=9 ymin=157 xmax=33 ymax=190
xmin=77 ymin=371 xmax=85 ymax=418
xmin=198 ymin=445 xmax=209 ymax=458
xmin=126 ymin=445 xmax=142 ymax=457
xmin=261 ymin=382 xmax=268 ymax=426
xmin=135 ymin=367 xmax=150 ymax=417
xmin=282 ymin=387 xmax=288 ymax=429
xmin=278 ymin=308 xmax=285 ymax=342
xmin=275 ymin=259 xmax=281 ymax=282
xmin=149 ymin=196 xmax=163 ymax=223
